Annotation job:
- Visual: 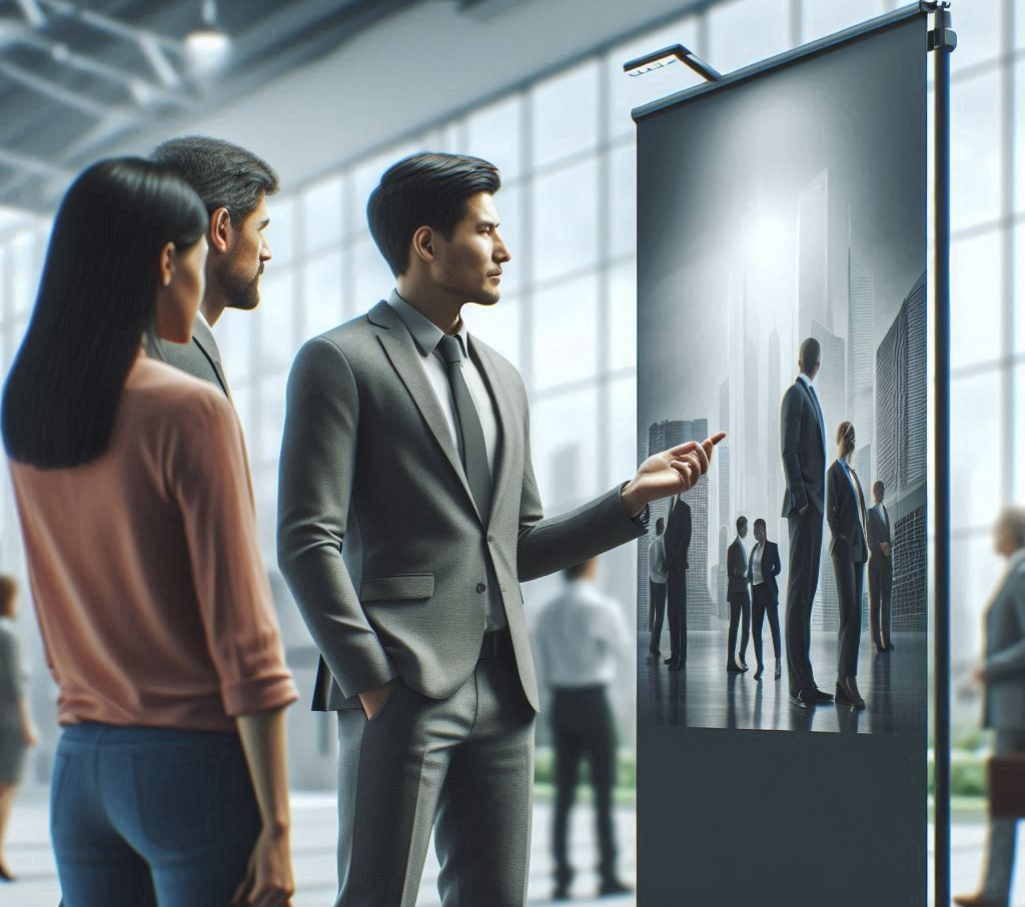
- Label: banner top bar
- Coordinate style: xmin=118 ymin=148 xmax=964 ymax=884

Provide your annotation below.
xmin=631 ymin=2 xmax=926 ymax=124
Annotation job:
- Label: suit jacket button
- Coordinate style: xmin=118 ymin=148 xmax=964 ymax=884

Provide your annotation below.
xmin=477 ymin=582 xmax=487 ymax=593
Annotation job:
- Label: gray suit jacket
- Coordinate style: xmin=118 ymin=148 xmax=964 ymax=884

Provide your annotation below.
xmin=780 ymin=379 xmax=826 ymax=518
xmin=727 ymin=539 xmax=750 ymax=601
xmin=983 ymin=555 xmax=1025 ymax=730
xmin=151 ymin=317 xmax=231 ymax=398
xmin=277 ymin=301 xmax=646 ymax=713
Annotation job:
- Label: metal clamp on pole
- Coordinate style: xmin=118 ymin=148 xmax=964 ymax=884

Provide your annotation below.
xmin=925 ymin=1 xmax=957 ymax=52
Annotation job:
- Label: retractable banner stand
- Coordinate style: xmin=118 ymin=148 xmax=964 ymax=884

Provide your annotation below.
xmin=635 ymin=10 xmax=928 ymax=906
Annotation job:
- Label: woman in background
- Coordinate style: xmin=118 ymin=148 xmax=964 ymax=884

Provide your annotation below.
xmin=826 ymin=420 xmax=869 ymax=710
xmin=0 ymin=575 xmax=37 ymax=881
xmin=2 ymin=158 xmax=297 ymax=907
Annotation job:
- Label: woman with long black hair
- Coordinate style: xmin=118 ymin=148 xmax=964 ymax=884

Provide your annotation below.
xmin=2 ymin=158 xmax=297 ymax=907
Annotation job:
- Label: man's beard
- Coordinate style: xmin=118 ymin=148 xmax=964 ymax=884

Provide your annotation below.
xmin=224 ymin=264 xmax=263 ymax=311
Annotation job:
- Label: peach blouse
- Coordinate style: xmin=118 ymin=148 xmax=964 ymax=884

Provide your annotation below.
xmin=8 ymin=355 xmax=297 ymax=732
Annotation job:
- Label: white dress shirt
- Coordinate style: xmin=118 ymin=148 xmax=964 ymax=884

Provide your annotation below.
xmin=534 ymin=579 xmax=630 ymax=689
xmin=387 ymin=290 xmax=504 ymax=629
xmin=388 ymin=291 xmax=499 ymax=478
xmin=648 ymin=534 xmax=668 ymax=585
xmin=750 ymin=542 xmax=764 ymax=586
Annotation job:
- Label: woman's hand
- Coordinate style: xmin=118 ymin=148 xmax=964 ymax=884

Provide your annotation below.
xmin=230 ymin=825 xmax=295 ymax=907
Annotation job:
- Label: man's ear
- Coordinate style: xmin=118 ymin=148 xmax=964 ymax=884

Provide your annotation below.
xmin=209 ymin=207 xmax=233 ymax=254
xmin=411 ymin=225 xmax=435 ymax=265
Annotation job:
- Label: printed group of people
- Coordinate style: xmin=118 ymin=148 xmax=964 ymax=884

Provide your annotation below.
xmin=0 ymin=136 xmax=725 ymax=907
xmin=647 ymin=337 xmax=897 ymax=710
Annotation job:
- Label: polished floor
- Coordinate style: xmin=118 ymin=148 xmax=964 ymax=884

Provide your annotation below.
xmin=638 ymin=626 xmax=927 ymax=734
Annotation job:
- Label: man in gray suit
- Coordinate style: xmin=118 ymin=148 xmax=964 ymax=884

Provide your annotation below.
xmin=956 ymin=507 xmax=1025 ymax=907
xmin=277 ymin=152 xmax=723 ymax=907
xmin=780 ymin=337 xmax=833 ymax=708
xmin=149 ymin=136 xmax=278 ymax=395
xmin=868 ymin=480 xmax=895 ymax=654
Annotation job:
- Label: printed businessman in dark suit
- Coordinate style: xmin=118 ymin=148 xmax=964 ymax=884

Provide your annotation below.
xmin=748 ymin=518 xmax=783 ymax=682
xmin=826 ymin=421 xmax=869 ymax=709
xmin=726 ymin=516 xmax=751 ymax=673
xmin=276 ymin=152 xmax=724 ymax=907
xmin=868 ymin=480 xmax=895 ymax=654
xmin=780 ymin=337 xmax=833 ymax=708
xmin=664 ymin=494 xmax=693 ymax=671
xmin=149 ymin=136 xmax=277 ymax=396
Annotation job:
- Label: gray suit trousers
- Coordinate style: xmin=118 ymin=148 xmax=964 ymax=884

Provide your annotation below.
xmin=334 ymin=634 xmax=535 ymax=907
xmin=983 ymin=730 xmax=1025 ymax=900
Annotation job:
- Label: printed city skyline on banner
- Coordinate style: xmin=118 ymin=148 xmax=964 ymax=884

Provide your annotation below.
xmin=636 ymin=35 xmax=926 ymax=735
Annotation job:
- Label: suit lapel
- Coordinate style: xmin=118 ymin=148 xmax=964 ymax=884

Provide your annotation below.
xmin=191 ymin=319 xmax=232 ymax=400
xmin=467 ymin=335 xmax=516 ymax=528
xmin=370 ymin=302 xmax=482 ymax=522
xmin=800 ymin=380 xmax=825 ymax=452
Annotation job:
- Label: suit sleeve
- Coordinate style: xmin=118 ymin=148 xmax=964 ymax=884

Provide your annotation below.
xmin=682 ymin=504 xmax=692 ymax=569
xmin=277 ymin=337 xmax=397 ymax=699
xmin=516 ymin=382 xmax=646 ymax=582
xmin=771 ymin=544 xmax=782 ymax=578
xmin=985 ymin=579 xmax=1025 ymax=681
xmin=781 ymin=388 xmax=809 ymax=515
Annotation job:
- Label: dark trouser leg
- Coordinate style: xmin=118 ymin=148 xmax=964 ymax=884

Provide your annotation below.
xmin=833 ymin=556 xmax=865 ymax=679
xmin=766 ymin=599 xmax=782 ymax=660
xmin=584 ymin=692 xmax=618 ymax=887
xmin=785 ymin=508 xmax=823 ymax=695
xmin=727 ymin=597 xmax=741 ymax=665
xmin=869 ymin=557 xmax=883 ymax=647
xmin=666 ymin=569 xmax=686 ymax=664
xmin=738 ymin=593 xmax=751 ymax=662
xmin=880 ymin=562 xmax=893 ymax=646
xmin=751 ymin=586 xmax=767 ymax=667
xmin=649 ymin=582 xmax=667 ymax=653
xmin=551 ymin=693 xmax=583 ymax=891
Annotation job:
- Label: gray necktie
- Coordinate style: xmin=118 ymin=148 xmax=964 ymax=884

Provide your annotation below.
xmin=437 ymin=334 xmax=492 ymax=524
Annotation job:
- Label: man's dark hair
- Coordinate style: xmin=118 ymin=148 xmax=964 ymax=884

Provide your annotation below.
xmin=151 ymin=135 xmax=279 ymax=225
xmin=754 ymin=518 xmax=766 ymax=531
xmin=367 ymin=152 xmax=501 ymax=276
xmin=799 ymin=337 xmax=821 ymax=373
xmin=736 ymin=516 xmax=748 ymax=532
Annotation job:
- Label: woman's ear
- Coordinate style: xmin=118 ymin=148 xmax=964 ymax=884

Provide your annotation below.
xmin=158 ymin=242 xmax=175 ymax=287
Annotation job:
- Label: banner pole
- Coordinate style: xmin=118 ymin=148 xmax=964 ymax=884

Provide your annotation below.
xmin=928 ymin=2 xmax=955 ymax=904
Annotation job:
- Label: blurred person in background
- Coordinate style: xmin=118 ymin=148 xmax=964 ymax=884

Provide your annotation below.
xmin=726 ymin=516 xmax=751 ymax=673
xmin=826 ymin=420 xmax=869 ymax=710
xmin=534 ymin=557 xmax=632 ymax=901
xmin=150 ymin=136 xmax=278 ymax=397
xmin=663 ymin=493 xmax=692 ymax=670
xmin=0 ymin=574 xmax=37 ymax=882
xmin=956 ymin=506 xmax=1025 ymax=907
xmin=867 ymin=480 xmax=895 ymax=654
xmin=647 ymin=517 xmax=668 ymax=655
xmin=1 ymin=158 xmax=297 ymax=907
xmin=748 ymin=519 xmax=783 ymax=682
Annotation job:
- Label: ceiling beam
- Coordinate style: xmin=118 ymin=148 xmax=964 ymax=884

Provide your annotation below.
xmin=0 ymin=60 xmax=111 ymax=117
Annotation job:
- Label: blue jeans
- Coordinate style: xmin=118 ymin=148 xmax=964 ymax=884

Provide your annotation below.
xmin=52 ymin=722 xmax=261 ymax=907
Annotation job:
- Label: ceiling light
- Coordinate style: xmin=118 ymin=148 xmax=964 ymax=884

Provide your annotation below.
xmin=184 ymin=0 xmax=230 ymax=74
